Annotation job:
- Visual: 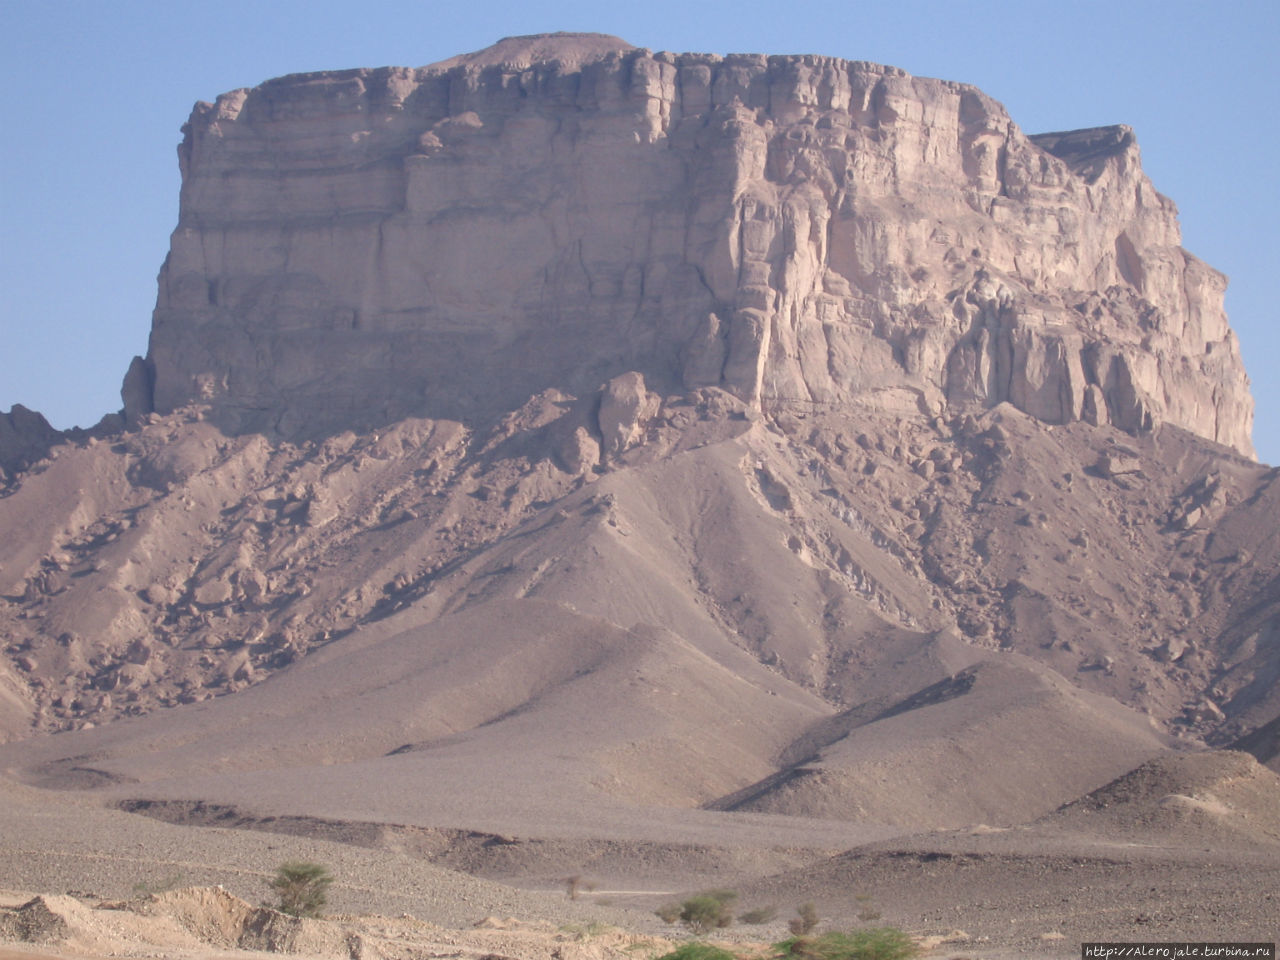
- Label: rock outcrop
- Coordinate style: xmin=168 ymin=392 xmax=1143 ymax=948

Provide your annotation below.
xmin=140 ymin=33 xmax=1252 ymax=455
xmin=0 ymin=405 xmax=60 ymax=478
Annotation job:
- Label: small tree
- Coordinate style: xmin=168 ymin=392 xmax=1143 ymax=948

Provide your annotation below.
xmin=269 ymin=861 xmax=333 ymax=918
xmin=679 ymin=890 xmax=738 ymax=934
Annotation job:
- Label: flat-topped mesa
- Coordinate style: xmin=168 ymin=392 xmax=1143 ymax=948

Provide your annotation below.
xmin=135 ymin=35 xmax=1254 ymax=456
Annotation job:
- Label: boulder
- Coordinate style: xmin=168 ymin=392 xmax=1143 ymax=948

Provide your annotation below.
xmin=1098 ymin=453 xmax=1143 ymax=478
xmin=597 ymin=372 xmax=660 ymax=458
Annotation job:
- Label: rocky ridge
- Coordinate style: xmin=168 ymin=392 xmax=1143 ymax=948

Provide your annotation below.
xmin=119 ymin=33 xmax=1251 ymax=456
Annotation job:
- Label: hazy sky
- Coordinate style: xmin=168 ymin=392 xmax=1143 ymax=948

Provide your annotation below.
xmin=2 ymin=0 xmax=1276 ymax=463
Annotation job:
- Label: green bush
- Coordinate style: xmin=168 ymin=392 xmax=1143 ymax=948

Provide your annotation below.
xmin=774 ymin=929 xmax=917 ymax=960
xmin=738 ymin=905 xmax=779 ymax=924
xmin=268 ymin=861 xmax=333 ymax=918
xmin=679 ymin=890 xmax=738 ymax=934
xmin=655 ymin=943 xmax=739 ymax=960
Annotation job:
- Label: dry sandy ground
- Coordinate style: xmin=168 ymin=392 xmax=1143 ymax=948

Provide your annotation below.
xmin=3 ymin=752 xmax=1278 ymax=960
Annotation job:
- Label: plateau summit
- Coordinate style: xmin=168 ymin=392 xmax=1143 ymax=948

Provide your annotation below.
xmin=128 ymin=32 xmax=1251 ymax=454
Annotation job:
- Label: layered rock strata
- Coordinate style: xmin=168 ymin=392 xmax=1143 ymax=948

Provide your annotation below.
xmin=135 ymin=34 xmax=1253 ymax=455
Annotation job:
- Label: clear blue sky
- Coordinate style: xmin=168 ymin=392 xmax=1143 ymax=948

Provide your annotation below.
xmin=2 ymin=0 xmax=1276 ymax=463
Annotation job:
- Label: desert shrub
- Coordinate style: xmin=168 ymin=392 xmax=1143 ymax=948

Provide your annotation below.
xmin=700 ymin=889 xmax=740 ymax=905
xmin=656 ymin=943 xmax=738 ymax=960
xmin=269 ymin=861 xmax=333 ymax=918
xmin=562 ymin=874 xmax=598 ymax=900
xmin=774 ymin=928 xmax=917 ymax=960
xmin=131 ymin=872 xmax=186 ymax=896
xmin=679 ymin=890 xmax=738 ymax=934
xmin=739 ymin=904 xmax=779 ymax=924
xmin=656 ymin=902 xmax=684 ymax=924
xmin=559 ymin=921 xmax=613 ymax=940
xmin=853 ymin=893 xmax=880 ymax=921
xmin=789 ymin=903 xmax=819 ymax=936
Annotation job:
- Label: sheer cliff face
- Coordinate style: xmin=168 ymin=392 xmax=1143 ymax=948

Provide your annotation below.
xmin=145 ymin=35 xmax=1254 ymax=456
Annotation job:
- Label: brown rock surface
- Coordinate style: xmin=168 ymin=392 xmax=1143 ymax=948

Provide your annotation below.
xmin=0 ymin=405 xmax=60 ymax=477
xmin=140 ymin=34 xmax=1252 ymax=456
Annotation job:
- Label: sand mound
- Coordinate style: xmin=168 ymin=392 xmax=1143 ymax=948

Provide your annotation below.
xmin=1047 ymin=749 xmax=1280 ymax=843
xmin=0 ymin=895 xmax=78 ymax=942
xmin=140 ymin=886 xmax=341 ymax=953
xmin=0 ymin=886 xmax=352 ymax=957
xmin=0 ymin=885 xmax=667 ymax=960
xmin=719 ymin=657 xmax=1170 ymax=830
